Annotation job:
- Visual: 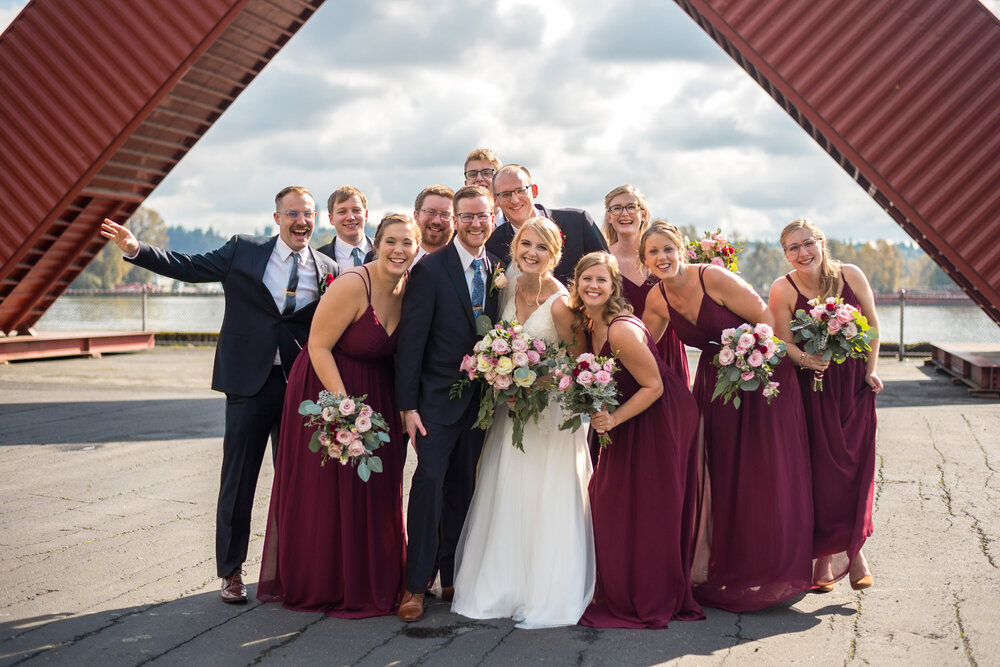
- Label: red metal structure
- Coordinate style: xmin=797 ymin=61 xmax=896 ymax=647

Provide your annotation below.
xmin=1 ymin=0 xmax=998 ymax=335
xmin=672 ymin=0 xmax=1000 ymax=326
xmin=0 ymin=0 xmax=324 ymax=335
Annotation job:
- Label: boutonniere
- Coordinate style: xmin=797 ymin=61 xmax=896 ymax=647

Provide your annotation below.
xmin=489 ymin=264 xmax=508 ymax=294
xmin=319 ymin=272 xmax=335 ymax=295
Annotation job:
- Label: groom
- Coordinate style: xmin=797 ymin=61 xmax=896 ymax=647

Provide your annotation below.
xmin=396 ymin=185 xmax=501 ymax=621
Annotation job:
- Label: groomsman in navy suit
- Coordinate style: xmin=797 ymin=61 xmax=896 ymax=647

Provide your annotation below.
xmin=486 ymin=164 xmax=607 ymax=285
xmin=317 ymin=185 xmax=375 ymax=269
xmin=395 ymin=185 xmax=501 ymax=621
xmin=100 ymin=186 xmax=339 ymax=603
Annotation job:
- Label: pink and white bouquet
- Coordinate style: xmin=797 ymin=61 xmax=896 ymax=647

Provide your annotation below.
xmin=555 ymin=353 xmax=620 ymax=450
xmin=686 ymin=228 xmax=744 ymax=273
xmin=450 ymin=319 xmax=563 ymax=451
xmin=711 ymin=322 xmax=786 ymax=408
xmin=299 ymin=391 xmax=390 ymax=481
xmin=790 ymin=296 xmax=877 ymax=391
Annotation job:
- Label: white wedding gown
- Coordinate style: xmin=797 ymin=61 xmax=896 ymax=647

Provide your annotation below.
xmin=451 ymin=280 xmax=596 ymax=629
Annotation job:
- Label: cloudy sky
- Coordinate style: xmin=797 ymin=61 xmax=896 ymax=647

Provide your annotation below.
xmin=3 ymin=0 xmax=999 ymax=243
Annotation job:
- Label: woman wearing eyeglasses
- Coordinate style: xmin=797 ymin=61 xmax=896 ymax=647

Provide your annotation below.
xmin=768 ymin=218 xmax=881 ymax=592
xmin=602 ymin=186 xmax=690 ymax=384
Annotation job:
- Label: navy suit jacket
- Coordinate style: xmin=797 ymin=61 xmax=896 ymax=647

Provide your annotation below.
xmin=316 ymin=235 xmax=376 ymax=265
xmin=485 ymin=203 xmax=608 ymax=286
xmin=395 ymin=241 xmax=501 ymax=425
xmin=126 ymin=235 xmax=339 ymax=397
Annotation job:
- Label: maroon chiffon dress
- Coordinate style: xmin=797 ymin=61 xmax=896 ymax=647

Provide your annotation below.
xmin=580 ymin=315 xmax=704 ymax=628
xmin=785 ymin=273 xmax=876 ymax=585
xmin=623 ymin=275 xmax=690 ymax=386
xmin=664 ymin=267 xmax=813 ymax=612
xmin=257 ymin=270 xmax=406 ymax=618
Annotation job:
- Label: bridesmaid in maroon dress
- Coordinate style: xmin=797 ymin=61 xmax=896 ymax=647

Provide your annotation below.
xmin=769 ymin=218 xmax=881 ymax=591
xmin=641 ymin=221 xmax=813 ymax=612
xmin=257 ymin=214 xmax=420 ymax=617
xmin=601 ymin=185 xmax=690 ymax=385
xmin=553 ymin=252 xmax=703 ymax=629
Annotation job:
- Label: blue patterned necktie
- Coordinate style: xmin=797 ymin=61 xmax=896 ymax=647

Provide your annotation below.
xmin=471 ymin=258 xmax=485 ymax=316
xmin=282 ymin=252 xmax=299 ymax=316
xmin=351 ymin=246 xmax=364 ymax=266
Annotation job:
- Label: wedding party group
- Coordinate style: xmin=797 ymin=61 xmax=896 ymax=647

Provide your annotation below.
xmin=99 ymin=147 xmax=882 ymax=630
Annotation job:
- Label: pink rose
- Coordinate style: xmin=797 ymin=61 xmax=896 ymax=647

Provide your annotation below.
xmin=338 ymin=398 xmax=355 ymax=416
xmin=355 ymin=415 xmax=372 ymax=433
xmin=764 ymin=340 xmax=778 ymax=357
xmin=687 ymin=248 xmax=698 ymax=260
xmin=747 ymin=349 xmax=765 ymax=367
xmin=711 ymin=256 xmax=725 ymax=267
xmin=326 ymin=442 xmax=343 ymax=459
xmin=494 ymin=373 xmax=512 ymax=390
xmin=836 ymin=306 xmax=854 ymax=324
xmin=720 ymin=328 xmax=737 ymax=344
xmin=741 ymin=370 xmax=755 ymax=381
xmin=558 ymin=375 xmax=572 ymax=391
xmin=718 ymin=347 xmax=736 ymax=365
xmin=485 ymin=369 xmax=498 ymax=383
xmin=491 ymin=338 xmax=510 ymax=354
xmin=348 ymin=440 xmax=365 ymax=457
xmin=318 ymin=431 xmax=330 ymax=446
xmin=577 ymin=370 xmax=595 ymax=386
xmin=700 ymin=238 xmax=716 ymax=254
xmin=738 ymin=332 xmax=756 ymax=351
xmin=527 ymin=350 xmax=541 ymax=364
xmin=359 ymin=405 xmax=373 ymax=419
xmin=763 ymin=381 xmax=779 ymax=398
xmin=512 ymin=351 xmax=530 ymax=367
xmin=576 ymin=352 xmax=595 ymax=364
xmin=844 ymin=322 xmax=858 ymax=339
xmin=321 ymin=406 xmax=336 ymax=422
xmin=533 ymin=339 xmax=546 ymax=353
xmin=754 ymin=323 xmax=773 ymax=338
xmin=511 ymin=337 xmax=529 ymax=352
xmin=335 ymin=429 xmax=353 ymax=445
xmin=460 ymin=355 xmax=476 ymax=374
xmin=827 ymin=318 xmax=843 ymax=333
xmin=809 ymin=305 xmax=825 ymax=319
xmin=713 ymin=233 xmax=727 ymax=244
xmin=603 ymin=360 xmax=614 ymax=373
xmin=594 ymin=370 xmax=612 ymax=385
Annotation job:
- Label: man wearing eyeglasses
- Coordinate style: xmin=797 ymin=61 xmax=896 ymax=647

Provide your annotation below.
xmin=463 ymin=148 xmax=503 ymax=220
xmin=412 ymin=184 xmax=456 ymax=264
xmin=486 ymin=164 xmax=607 ymax=285
xmin=317 ymin=186 xmax=375 ymax=270
xmin=100 ymin=186 xmax=338 ymax=605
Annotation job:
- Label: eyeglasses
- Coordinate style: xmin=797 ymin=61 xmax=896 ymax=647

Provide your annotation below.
xmin=278 ymin=209 xmax=317 ymax=220
xmin=456 ymin=212 xmax=493 ymax=223
xmin=495 ymin=185 xmax=532 ymax=203
xmin=783 ymin=239 xmax=818 ymax=255
xmin=464 ymin=168 xmax=496 ymax=181
xmin=419 ymin=208 xmax=454 ymax=221
xmin=608 ymin=203 xmax=641 ymax=216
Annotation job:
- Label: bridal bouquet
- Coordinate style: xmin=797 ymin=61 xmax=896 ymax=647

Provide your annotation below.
xmin=712 ymin=322 xmax=786 ymax=408
xmin=790 ymin=296 xmax=877 ymax=391
xmin=555 ymin=352 xmax=620 ymax=450
xmin=686 ymin=229 xmax=744 ymax=273
xmin=450 ymin=319 xmax=563 ymax=451
xmin=299 ymin=391 xmax=390 ymax=481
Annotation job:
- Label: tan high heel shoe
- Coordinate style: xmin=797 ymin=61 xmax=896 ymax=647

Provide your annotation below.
xmin=849 ymin=554 xmax=873 ymax=590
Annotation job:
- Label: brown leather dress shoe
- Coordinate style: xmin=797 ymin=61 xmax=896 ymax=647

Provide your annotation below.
xmin=221 ymin=570 xmax=248 ymax=603
xmin=440 ymin=585 xmax=454 ymax=602
xmin=398 ymin=591 xmax=425 ymax=622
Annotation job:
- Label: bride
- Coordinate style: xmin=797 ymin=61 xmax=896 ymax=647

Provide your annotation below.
xmin=451 ymin=217 xmax=596 ymax=629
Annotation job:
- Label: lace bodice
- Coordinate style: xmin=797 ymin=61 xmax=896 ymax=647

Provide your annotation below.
xmin=499 ymin=273 xmax=567 ymax=346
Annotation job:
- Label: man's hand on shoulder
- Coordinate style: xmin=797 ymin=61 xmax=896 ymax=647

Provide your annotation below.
xmin=100 ymin=218 xmax=140 ymax=257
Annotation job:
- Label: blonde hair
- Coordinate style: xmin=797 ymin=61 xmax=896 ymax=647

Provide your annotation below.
xmin=638 ymin=219 xmax=686 ymax=266
xmin=602 ymin=184 xmax=651 ymax=245
xmin=780 ymin=218 xmax=842 ymax=300
xmin=568 ymin=252 xmax=633 ymax=336
xmin=464 ymin=148 xmax=501 ymax=172
xmin=511 ymin=217 xmax=562 ymax=275
xmin=371 ymin=213 xmax=421 ymax=258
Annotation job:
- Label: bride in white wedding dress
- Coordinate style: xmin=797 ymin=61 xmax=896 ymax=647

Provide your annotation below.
xmin=451 ymin=217 xmax=595 ymax=630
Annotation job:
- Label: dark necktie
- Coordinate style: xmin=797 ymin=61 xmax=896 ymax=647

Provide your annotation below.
xmin=471 ymin=258 xmax=485 ymax=316
xmin=282 ymin=252 xmax=300 ymax=316
xmin=351 ymin=246 xmax=364 ymax=266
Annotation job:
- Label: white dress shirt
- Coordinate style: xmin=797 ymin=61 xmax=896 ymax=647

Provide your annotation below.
xmin=333 ymin=236 xmax=373 ymax=273
xmin=264 ymin=238 xmax=318 ymax=364
xmin=454 ymin=241 xmax=489 ymax=299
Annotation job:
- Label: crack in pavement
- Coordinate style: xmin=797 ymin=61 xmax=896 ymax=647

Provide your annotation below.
xmin=250 ymin=614 xmax=326 ymax=664
xmin=961 ymin=510 xmax=997 ymax=569
xmin=132 ymin=602 xmax=263 ymax=666
xmin=411 ymin=620 xmax=486 ymax=666
xmin=930 ymin=437 xmax=955 ymax=526
xmin=953 ymin=592 xmax=978 ymax=667
xmin=873 ymin=454 xmax=885 ymax=514
xmin=351 ymin=623 xmax=408 ymax=665
xmin=474 ymin=624 xmax=517 ymax=666
xmin=848 ymin=595 xmax=862 ymax=662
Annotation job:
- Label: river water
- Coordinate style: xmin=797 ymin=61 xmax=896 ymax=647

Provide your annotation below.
xmin=34 ymin=294 xmax=1000 ymax=344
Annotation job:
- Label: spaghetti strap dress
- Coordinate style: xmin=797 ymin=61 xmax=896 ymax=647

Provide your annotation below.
xmin=580 ymin=315 xmax=704 ymax=629
xmin=664 ymin=266 xmax=813 ymax=612
xmin=622 ymin=275 xmax=691 ymax=386
xmin=257 ymin=267 xmax=407 ymax=617
xmin=785 ymin=273 xmax=876 ymax=585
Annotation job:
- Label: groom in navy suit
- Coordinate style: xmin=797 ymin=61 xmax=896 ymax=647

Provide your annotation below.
xmin=100 ymin=186 xmax=339 ymax=603
xmin=395 ymin=185 xmax=501 ymax=621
